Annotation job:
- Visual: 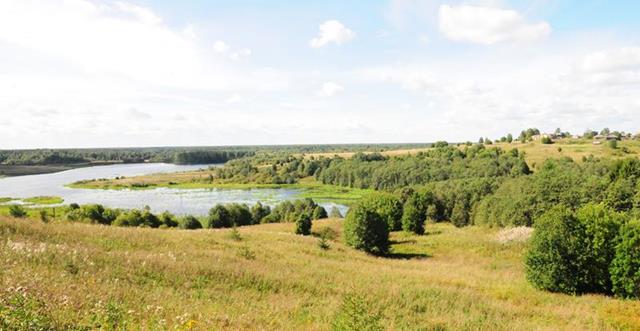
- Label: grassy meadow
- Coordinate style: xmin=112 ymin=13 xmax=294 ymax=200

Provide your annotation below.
xmin=2 ymin=216 xmax=640 ymax=330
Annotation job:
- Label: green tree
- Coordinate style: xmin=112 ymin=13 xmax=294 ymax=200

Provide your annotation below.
xmin=295 ymin=213 xmax=312 ymax=235
xmin=360 ymin=193 xmax=403 ymax=231
xmin=180 ymin=215 xmax=202 ymax=230
xmin=506 ymin=133 xmax=513 ymax=143
xmin=610 ymin=220 xmax=640 ymax=298
xmin=402 ymin=195 xmax=425 ymax=235
xmin=208 ymin=204 xmax=231 ymax=228
xmin=344 ymin=205 xmax=389 ymax=255
xmin=9 ymin=205 xmax=27 ymax=218
xmin=312 ymin=206 xmax=328 ymax=220
xmin=250 ymin=202 xmax=271 ymax=224
xmin=525 ymin=206 xmax=592 ymax=294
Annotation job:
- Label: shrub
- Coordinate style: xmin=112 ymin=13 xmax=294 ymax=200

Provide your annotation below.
xmin=450 ymin=197 xmax=471 ymax=227
xmin=295 ymin=213 xmax=312 ymax=235
xmin=525 ymin=206 xmax=592 ymax=294
xmin=575 ymin=203 xmax=626 ymax=293
xmin=610 ymin=220 xmax=640 ymax=298
xmin=227 ymin=203 xmax=253 ymax=226
xmin=608 ymin=139 xmax=618 ymax=149
xmin=402 ymin=195 xmax=424 ymax=235
xmin=312 ymin=206 xmax=328 ymax=220
xmin=208 ymin=204 xmax=231 ymax=228
xmin=38 ymin=210 xmax=49 ymax=223
xmin=332 ymin=293 xmax=383 ymax=331
xmin=344 ymin=205 xmax=389 ymax=255
xmin=229 ymin=226 xmax=242 ymax=241
xmin=251 ymin=202 xmax=271 ymax=224
xmin=360 ymin=193 xmax=403 ymax=231
xmin=541 ymin=136 xmax=553 ymax=144
xmin=9 ymin=205 xmax=27 ymax=218
xmin=160 ymin=211 xmax=178 ymax=227
xmin=329 ymin=206 xmax=343 ymax=218
xmin=81 ymin=204 xmax=105 ymax=223
xmin=180 ymin=215 xmax=202 ymax=230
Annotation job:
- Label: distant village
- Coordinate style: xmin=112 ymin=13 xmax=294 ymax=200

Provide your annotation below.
xmin=481 ymin=128 xmax=640 ymax=146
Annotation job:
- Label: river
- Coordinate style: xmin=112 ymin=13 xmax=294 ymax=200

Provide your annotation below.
xmin=0 ymin=163 xmax=347 ymax=216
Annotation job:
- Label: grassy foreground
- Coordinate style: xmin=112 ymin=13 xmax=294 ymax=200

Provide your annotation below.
xmin=2 ymin=217 xmax=639 ymax=330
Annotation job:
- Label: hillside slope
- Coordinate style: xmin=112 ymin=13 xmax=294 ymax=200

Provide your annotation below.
xmin=2 ymin=217 xmax=639 ymax=330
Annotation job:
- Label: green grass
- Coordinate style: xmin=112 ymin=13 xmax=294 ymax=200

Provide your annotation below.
xmin=21 ymin=196 xmax=64 ymax=205
xmin=1 ymin=217 xmax=639 ymax=330
xmin=69 ymin=177 xmax=371 ymax=206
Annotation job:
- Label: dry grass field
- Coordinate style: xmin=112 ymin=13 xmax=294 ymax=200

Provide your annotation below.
xmin=2 ymin=217 xmax=639 ymax=330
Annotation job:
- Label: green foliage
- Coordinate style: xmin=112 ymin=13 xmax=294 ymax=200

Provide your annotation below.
xmin=312 ymin=206 xmax=328 ymax=220
xmin=541 ymin=136 xmax=553 ymax=144
xmin=450 ymin=197 xmax=470 ymax=227
xmin=160 ymin=211 xmax=178 ymax=227
xmin=575 ymin=204 xmax=626 ymax=293
xmin=8 ymin=205 xmax=27 ymax=218
xmin=344 ymin=205 xmax=389 ymax=255
xmin=332 ymin=293 xmax=383 ymax=331
xmin=208 ymin=204 xmax=232 ymax=228
xmin=227 ymin=203 xmax=253 ymax=226
xmin=610 ymin=220 xmax=640 ymax=298
xmin=251 ymin=202 xmax=271 ymax=224
xmin=0 ymin=290 xmax=56 ymax=330
xmin=402 ymin=195 xmax=425 ymax=235
xmin=360 ymin=193 xmax=403 ymax=231
xmin=180 ymin=215 xmax=202 ymax=230
xmin=229 ymin=226 xmax=242 ymax=241
xmin=525 ymin=204 xmax=627 ymax=295
xmin=295 ymin=213 xmax=312 ymax=235
xmin=608 ymin=139 xmax=618 ymax=149
xmin=525 ymin=206 xmax=591 ymax=294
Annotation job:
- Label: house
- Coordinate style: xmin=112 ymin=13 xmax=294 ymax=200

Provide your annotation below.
xmin=594 ymin=134 xmax=620 ymax=141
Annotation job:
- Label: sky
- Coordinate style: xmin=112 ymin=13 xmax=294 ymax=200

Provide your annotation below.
xmin=1 ymin=0 xmax=639 ymax=149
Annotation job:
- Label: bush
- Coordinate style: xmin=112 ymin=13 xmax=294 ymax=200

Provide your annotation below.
xmin=450 ymin=197 xmax=471 ymax=227
xmin=541 ymin=136 xmax=553 ymax=144
xmin=332 ymin=293 xmax=383 ymax=331
xmin=610 ymin=220 xmax=640 ymax=298
xmin=575 ymin=203 xmax=625 ymax=293
xmin=525 ymin=206 xmax=592 ymax=294
xmin=312 ymin=206 xmax=328 ymax=220
xmin=295 ymin=213 xmax=312 ymax=235
xmin=227 ymin=203 xmax=253 ymax=226
xmin=9 ymin=205 xmax=27 ymax=218
xmin=344 ymin=205 xmax=389 ymax=255
xmin=251 ymin=202 xmax=271 ymax=224
xmin=160 ymin=211 xmax=178 ymax=227
xmin=180 ymin=215 xmax=202 ymax=230
xmin=360 ymin=193 xmax=403 ymax=231
xmin=208 ymin=204 xmax=231 ymax=228
xmin=401 ymin=195 xmax=424 ymax=235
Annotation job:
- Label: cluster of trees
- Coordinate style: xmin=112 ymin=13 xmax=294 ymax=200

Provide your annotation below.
xmin=173 ymin=151 xmax=252 ymax=165
xmin=474 ymin=157 xmax=640 ymax=227
xmin=316 ymin=145 xmax=530 ymax=190
xmin=0 ymin=147 xmax=253 ymax=166
xmin=526 ymin=204 xmax=640 ymax=298
xmin=48 ymin=199 xmax=330 ymax=231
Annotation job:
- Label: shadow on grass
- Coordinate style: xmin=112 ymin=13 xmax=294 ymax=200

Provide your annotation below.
xmin=384 ymin=251 xmax=431 ymax=260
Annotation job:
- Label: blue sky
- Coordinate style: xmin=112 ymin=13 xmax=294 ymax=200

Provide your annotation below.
xmin=0 ymin=0 xmax=639 ymax=148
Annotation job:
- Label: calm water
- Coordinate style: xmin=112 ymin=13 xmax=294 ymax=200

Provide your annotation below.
xmin=0 ymin=163 xmax=347 ymax=216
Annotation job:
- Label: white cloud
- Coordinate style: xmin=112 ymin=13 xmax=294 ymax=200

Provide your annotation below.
xmin=569 ymin=47 xmax=640 ymax=86
xmin=213 ymin=40 xmax=230 ymax=53
xmin=438 ymin=4 xmax=551 ymax=45
xmin=229 ymin=48 xmax=252 ymax=61
xmin=309 ymin=20 xmax=355 ymax=48
xmin=318 ymin=82 xmax=344 ymax=97
xmin=226 ymin=93 xmax=243 ymax=104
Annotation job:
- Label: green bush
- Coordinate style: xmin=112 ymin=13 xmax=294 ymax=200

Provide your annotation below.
xmin=344 ymin=205 xmax=389 ymax=255
xmin=525 ymin=206 xmax=592 ymax=294
xmin=208 ymin=204 xmax=231 ymax=228
xmin=251 ymin=202 xmax=271 ymax=223
xmin=575 ymin=203 xmax=626 ymax=293
xmin=295 ymin=213 xmax=312 ymax=235
xmin=180 ymin=215 xmax=202 ymax=230
xmin=401 ymin=195 xmax=424 ymax=235
xmin=227 ymin=203 xmax=253 ymax=226
xmin=360 ymin=193 xmax=403 ymax=231
xmin=159 ymin=211 xmax=178 ymax=227
xmin=8 ymin=205 xmax=27 ymax=218
xmin=610 ymin=220 xmax=640 ymax=298
xmin=312 ymin=206 xmax=328 ymax=220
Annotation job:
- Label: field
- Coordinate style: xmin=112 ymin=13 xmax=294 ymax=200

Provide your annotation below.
xmin=2 ymin=217 xmax=639 ymax=330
